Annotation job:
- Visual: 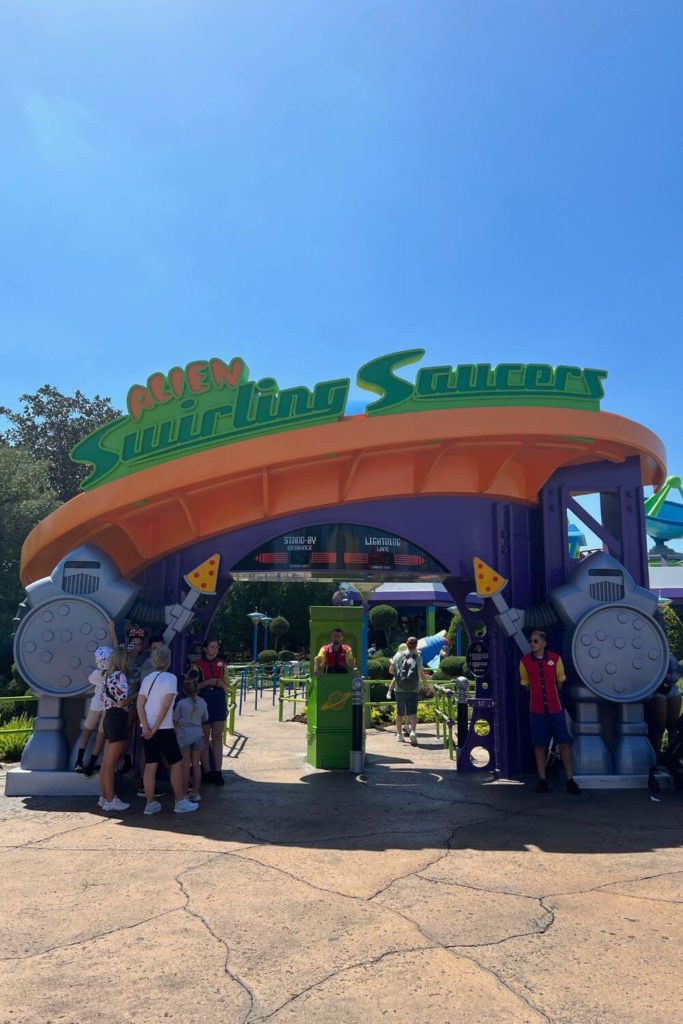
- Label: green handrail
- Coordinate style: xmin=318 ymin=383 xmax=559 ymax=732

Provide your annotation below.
xmin=226 ymin=681 xmax=237 ymax=738
xmin=278 ymin=677 xmax=309 ymax=721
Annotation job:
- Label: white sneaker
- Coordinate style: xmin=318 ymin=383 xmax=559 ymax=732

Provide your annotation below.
xmin=189 ymin=791 xmax=201 ymax=802
xmin=409 ymin=731 xmax=418 ymax=747
xmin=102 ymin=797 xmax=129 ymax=812
xmin=143 ymin=801 xmax=162 ymax=815
xmin=396 ymin=733 xmax=405 ymax=742
xmin=97 ymin=796 xmax=105 ymax=808
xmin=174 ymin=799 xmax=199 ymax=814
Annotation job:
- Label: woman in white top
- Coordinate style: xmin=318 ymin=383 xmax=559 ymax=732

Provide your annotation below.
xmin=137 ymin=645 xmax=198 ymax=815
xmin=74 ymin=645 xmax=112 ymax=775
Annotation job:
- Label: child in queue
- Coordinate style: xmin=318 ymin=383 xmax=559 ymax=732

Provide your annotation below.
xmin=173 ymin=672 xmax=209 ymax=801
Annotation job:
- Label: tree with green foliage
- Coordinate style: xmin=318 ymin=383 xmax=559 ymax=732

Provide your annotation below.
xmin=446 ymin=609 xmax=467 ymax=651
xmin=367 ymin=657 xmax=392 ymax=679
xmin=257 ymin=649 xmax=278 ymax=665
xmin=438 ymin=655 xmax=474 ymax=680
xmin=269 ymin=615 xmax=290 ymax=651
xmin=0 ymin=385 xmax=121 ymax=502
xmin=210 ymin=581 xmax=336 ymax=654
xmin=662 ymin=604 xmax=683 ymax=661
xmin=369 ymin=604 xmax=398 ymax=647
xmin=0 ymin=446 xmax=59 ymax=677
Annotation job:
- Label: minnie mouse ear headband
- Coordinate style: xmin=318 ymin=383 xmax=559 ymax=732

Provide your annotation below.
xmin=127 ymin=626 xmax=146 ymax=639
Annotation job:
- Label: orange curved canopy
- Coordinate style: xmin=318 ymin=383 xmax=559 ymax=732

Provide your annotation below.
xmin=20 ymin=406 xmax=666 ymax=584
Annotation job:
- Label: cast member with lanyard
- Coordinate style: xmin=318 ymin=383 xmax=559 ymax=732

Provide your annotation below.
xmin=194 ymin=639 xmax=228 ymax=785
xmin=520 ymin=629 xmax=581 ymax=795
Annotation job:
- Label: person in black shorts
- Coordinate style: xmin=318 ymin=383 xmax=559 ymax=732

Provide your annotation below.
xmin=99 ymin=646 xmax=135 ymax=813
xmin=137 ymin=645 xmax=198 ymax=815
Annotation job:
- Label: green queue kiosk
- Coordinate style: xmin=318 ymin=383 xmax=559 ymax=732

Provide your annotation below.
xmin=308 ymin=605 xmax=364 ymax=770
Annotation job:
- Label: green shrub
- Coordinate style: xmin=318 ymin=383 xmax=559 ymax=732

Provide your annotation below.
xmin=0 ymin=697 xmax=38 ymax=726
xmin=367 ymin=682 xmax=392 ymax=702
xmin=0 ymin=668 xmax=30 ymax=698
xmin=370 ymin=706 xmax=396 ymax=727
xmin=439 ymin=655 xmax=474 ymax=680
xmin=257 ymin=649 xmax=278 ymax=665
xmin=663 ymin=605 xmax=683 ymax=661
xmin=269 ymin=615 xmax=290 ymax=650
xmin=367 ymin=656 xmax=392 ymax=680
xmin=369 ymin=604 xmax=398 ymax=646
xmin=279 ymin=649 xmax=296 ymax=662
xmin=0 ymin=715 xmax=33 ymax=762
xmin=417 ymin=703 xmax=436 ymax=723
xmin=446 ymin=610 xmax=466 ymax=648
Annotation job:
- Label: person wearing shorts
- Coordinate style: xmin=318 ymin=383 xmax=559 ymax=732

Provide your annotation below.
xmin=99 ymin=646 xmax=133 ymax=813
xmin=173 ymin=675 xmax=209 ymax=801
xmin=388 ymin=637 xmax=426 ymax=747
xmin=520 ymin=630 xmax=580 ymax=795
xmin=137 ymin=645 xmax=198 ymax=816
xmin=195 ymin=639 xmax=229 ymax=785
xmin=75 ymin=645 xmax=112 ymax=775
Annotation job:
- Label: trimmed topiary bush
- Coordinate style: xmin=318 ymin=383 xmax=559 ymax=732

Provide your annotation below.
xmin=257 ymin=649 xmax=278 ymax=665
xmin=279 ymin=650 xmax=296 ymax=662
xmin=368 ymin=682 xmax=393 ymax=702
xmin=367 ymin=656 xmax=392 ymax=680
xmin=662 ymin=605 xmax=683 ymax=661
xmin=369 ymin=605 xmax=398 ymax=646
xmin=439 ymin=655 xmax=474 ymax=680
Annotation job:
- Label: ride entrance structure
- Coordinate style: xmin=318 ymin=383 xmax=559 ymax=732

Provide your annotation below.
xmin=10 ymin=350 xmax=669 ymax=795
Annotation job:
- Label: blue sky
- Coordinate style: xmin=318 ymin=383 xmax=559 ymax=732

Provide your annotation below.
xmin=1 ymin=2 xmax=682 ymax=506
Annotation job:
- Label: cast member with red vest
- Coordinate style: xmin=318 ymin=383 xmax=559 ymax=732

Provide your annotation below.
xmin=520 ymin=630 xmax=581 ymax=795
xmin=314 ymin=628 xmax=356 ymax=676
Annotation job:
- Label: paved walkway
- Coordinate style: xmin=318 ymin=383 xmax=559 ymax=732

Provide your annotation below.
xmin=1 ymin=702 xmax=681 ymax=1024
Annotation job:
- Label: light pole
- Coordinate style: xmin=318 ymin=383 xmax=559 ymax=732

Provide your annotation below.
xmin=260 ymin=615 xmax=273 ymax=650
xmin=247 ymin=611 xmax=264 ymax=662
xmin=351 ymin=582 xmax=383 ymax=677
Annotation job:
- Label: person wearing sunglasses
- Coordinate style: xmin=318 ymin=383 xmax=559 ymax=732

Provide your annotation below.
xmin=314 ymin=628 xmax=356 ymax=676
xmin=520 ymin=630 xmax=581 ymax=795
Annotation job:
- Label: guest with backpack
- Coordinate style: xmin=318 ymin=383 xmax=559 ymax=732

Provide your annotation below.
xmin=388 ymin=636 xmax=426 ymax=747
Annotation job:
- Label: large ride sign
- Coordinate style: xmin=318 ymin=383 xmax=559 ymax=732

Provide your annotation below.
xmin=232 ymin=524 xmax=446 ymax=581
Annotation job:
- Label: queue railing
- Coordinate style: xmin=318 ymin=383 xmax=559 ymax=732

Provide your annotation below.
xmin=278 ymin=676 xmax=310 ymax=721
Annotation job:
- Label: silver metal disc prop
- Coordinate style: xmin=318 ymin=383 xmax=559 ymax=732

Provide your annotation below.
xmin=14 ymin=596 xmax=111 ymax=697
xmin=571 ymin=604 xmax=668 ymax=703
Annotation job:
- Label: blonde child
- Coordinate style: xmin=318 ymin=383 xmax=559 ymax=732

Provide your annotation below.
xmin=173 ymin=674 xmax=209 ymax=801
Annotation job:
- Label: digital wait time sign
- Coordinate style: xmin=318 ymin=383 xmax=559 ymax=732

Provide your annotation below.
xmin=232 ymin=524 xmax=446 ymax=581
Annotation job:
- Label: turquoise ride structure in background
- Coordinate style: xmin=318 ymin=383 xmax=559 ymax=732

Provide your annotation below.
xmin=645 ymin=476 xmax=683 ymax=556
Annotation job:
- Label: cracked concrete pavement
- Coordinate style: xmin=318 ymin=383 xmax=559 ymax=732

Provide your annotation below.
xmin=1 ymin=702 xmax=681 ymax=1024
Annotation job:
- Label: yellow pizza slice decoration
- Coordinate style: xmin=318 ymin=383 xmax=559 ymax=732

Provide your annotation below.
xmin=184 ymin=554 xmax=221 ymax=594
xmin=473 ymin=557 xmax=507 ymax=597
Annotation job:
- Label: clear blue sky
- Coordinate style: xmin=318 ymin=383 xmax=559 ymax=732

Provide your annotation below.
xmin=1 ymin=2 xmax=682 ymax=490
